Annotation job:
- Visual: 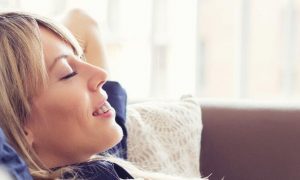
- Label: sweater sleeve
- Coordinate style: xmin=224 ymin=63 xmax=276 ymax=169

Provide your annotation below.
xmin=103 ymin=81 xmax=128 ymax=159
xmin=0 ymin=128 xmax=32 ymax=180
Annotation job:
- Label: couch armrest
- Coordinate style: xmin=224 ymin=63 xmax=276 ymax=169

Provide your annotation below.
xmin=199 ymin=100 xmax=300 ymax=180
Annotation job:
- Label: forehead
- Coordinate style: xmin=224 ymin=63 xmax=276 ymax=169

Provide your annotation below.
xmin=39 ymin=26 xmax=73 ymax=68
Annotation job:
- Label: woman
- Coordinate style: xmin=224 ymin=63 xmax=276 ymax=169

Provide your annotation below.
xmin=0 ymin=11 xmax=130 ymax=179
xmin=0 ymin=12 xmax=206 ymax=179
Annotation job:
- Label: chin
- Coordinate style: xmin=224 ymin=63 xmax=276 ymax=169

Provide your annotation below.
xmin=99 ymin=123 xmax=124 ymax=153
xmin=111 ymin=123 xmax=124 ymax=146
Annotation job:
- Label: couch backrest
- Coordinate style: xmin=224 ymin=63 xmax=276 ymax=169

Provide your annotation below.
xmin=200 ymin=100 xmax=300 ymax=180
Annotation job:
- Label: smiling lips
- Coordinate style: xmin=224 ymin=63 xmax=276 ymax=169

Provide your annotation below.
xmin=92 ymin=102 xmax=112 ymax=116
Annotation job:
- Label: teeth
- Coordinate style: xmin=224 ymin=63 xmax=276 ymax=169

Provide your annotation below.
xmin=101 ymin=105 xmax=109 ymax=112
xmin=93 ymin=103 xmax=111 ymax=116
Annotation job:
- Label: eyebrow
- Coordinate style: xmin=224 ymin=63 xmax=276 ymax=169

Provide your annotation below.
xmin=48 ymin=54 xmax=69 ymax=72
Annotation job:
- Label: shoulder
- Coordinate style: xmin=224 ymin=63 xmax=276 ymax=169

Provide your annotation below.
xmin=0 ymin=129 xmax=32 ymax=180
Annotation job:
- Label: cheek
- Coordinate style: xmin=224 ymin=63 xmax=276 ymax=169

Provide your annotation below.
xmin=29 ymin=87 xmax=92 ymax=147
xmin=33 ymin=87 xmax=90 ymax=124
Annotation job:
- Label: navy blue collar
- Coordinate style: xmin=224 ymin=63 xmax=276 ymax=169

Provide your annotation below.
xmin=57 ymin=160 xmax=134 ymax=179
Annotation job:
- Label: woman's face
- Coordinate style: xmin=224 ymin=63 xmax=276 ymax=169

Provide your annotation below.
xmin=25 ymin=27 xmax=123 ymax=168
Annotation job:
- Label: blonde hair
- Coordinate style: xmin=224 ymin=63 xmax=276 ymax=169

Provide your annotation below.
xmin=0 ymin=12 xmax=82 ymax=179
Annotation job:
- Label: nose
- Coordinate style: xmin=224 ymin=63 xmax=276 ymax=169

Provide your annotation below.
xmin=86 ymin=63 xmax=108 ymax=92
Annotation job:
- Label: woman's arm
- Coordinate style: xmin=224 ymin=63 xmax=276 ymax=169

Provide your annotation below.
xmin=59 ymin=8 xmax=109 ymax=71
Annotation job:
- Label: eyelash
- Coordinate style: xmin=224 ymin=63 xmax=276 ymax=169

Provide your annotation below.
xmin=79 ymin=54 xmax=84 ymax=59
xmin=60 ymin=71 xmax=78 ymax=80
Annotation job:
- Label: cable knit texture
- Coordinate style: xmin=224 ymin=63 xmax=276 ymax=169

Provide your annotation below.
xmin=126 ymin=96 xmax=202 ymax=178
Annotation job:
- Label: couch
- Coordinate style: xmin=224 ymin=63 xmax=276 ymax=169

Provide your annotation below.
xmin=200 ymin=99 xmax=300 ymax=180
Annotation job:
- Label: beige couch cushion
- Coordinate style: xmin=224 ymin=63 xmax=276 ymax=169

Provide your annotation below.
xmin=126 ymin=96 xmax=202 ymax=178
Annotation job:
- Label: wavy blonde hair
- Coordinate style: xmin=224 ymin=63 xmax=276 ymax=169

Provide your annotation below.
xmin=0 ymin=11 xmax=82 ymax=179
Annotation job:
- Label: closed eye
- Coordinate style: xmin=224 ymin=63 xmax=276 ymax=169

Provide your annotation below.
xmin=60 ymin=71 xmax=78 ymax=80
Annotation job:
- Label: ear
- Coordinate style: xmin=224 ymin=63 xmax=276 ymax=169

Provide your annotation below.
xmin=23 ymin=126 xmax=34 ymax=147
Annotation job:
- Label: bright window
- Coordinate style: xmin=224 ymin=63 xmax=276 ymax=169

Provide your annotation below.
xmin=1 ymin=0 xmax=300 ymax=101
